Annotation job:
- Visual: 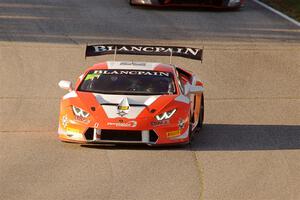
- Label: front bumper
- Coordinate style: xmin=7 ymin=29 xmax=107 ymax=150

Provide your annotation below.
xmin=58 ymin=104 xmax=191 ymax=145
xmin=130 ymin=0 xmax=243 ymax=8
xmin=58 ymin=120 xmax=190 ymax=145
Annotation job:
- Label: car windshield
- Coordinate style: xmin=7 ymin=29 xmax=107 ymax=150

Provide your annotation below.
xmin=78 ymin=69 xmax=176 ymax=95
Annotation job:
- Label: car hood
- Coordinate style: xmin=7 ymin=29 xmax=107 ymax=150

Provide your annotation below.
xmin=76 ymin=91 xmax=179 ymax=120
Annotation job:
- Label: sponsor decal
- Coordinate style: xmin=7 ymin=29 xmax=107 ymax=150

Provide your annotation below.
xmin=166 ymin=130 xmax=181 ymax=138
xmin=74 ymin=116 xmax=90 ymax=124
xmin=178 ymin=119 xmax=185 ymax=129
xmin=93 ymin=70 xmax=170 ymax=77
xmin=94 ymin=123 xmax=99 ymax=128
xmin=62 ymin=115 xmax=69 ymax=128
xmin=117 ymin=111 xmax=127 ymax=117
xmin=151 ymin=120 xmax=170 ymax=127
xmin=107 ymin=121 xmax=137 ymax=128
xmin=118 ymin=105 xmax=130 ymax=111
xmin=67 ymin=127 xmax=80 ymax=133
xmin=85 ymin=44 xmax=203 ymax=61
xmin=85 ymin=73 xmax=100 ymax=80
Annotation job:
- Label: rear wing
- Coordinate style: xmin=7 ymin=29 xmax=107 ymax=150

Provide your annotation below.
xmin=85 ymin=44 xmax=203 ymax=61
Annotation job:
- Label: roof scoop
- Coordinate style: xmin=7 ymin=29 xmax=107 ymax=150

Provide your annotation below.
xmin=117 ymin=97 xmax=130 ymax=117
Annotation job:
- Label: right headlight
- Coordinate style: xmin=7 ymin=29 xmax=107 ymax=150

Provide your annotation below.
xmin=72 ymin=106 xmax=90 ymax=118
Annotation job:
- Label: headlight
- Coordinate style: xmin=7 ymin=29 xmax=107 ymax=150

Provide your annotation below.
xmin=72 ymin=106 xmax=90 ymax=118
xmin=228 ymin=0 xmax=240 ymax=6
xmin=155 ymin=109 xmax=176 ymax=121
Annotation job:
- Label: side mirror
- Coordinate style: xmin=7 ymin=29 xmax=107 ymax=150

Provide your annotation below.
xmin=189 ymin=85 xmax=204 ymax=94
xmin=58 ymin=80 xmax=73 ymax=92
xmin=184 ymin=83 xmax=204 ymax=95
xmin=184 ymin=84 xmax=191 ymax=96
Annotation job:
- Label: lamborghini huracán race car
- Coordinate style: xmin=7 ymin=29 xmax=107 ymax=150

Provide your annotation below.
xmin=58 ymin=44 xmax=204 ymax=145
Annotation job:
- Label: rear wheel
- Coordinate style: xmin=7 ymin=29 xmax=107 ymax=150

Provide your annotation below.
xmin=197 ymin=95 xmax=204 ymax=129
xmin=188 ymin=123 xmax=194 ymax=145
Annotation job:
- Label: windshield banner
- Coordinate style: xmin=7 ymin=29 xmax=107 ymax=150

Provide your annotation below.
xmin=85 ymin=44 xmax=203 ymax=61
xmin=93 ymin=70 xmax=170 ymax=77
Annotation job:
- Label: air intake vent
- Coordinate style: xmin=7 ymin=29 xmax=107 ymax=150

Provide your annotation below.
xmin=101 ymin=130 xmax=142 ymax=141
xmin=84 ymin=128 xmax=94 ymax=140
xmin=149 ymin=130 xmax=158 ymax=143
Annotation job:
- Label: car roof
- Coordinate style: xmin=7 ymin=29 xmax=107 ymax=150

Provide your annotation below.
xmin=88 ymin=61 xmax=176 ymax=73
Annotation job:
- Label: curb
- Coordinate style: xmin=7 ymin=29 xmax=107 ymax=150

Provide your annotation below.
xmin=252 ymin=0 xmax=300 ymax=27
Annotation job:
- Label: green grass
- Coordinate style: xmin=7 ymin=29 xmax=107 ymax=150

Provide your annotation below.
xmin=261 ymin=0 xmax=300 ymax=22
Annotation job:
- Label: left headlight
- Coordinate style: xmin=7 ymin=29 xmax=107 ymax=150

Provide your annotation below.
xmin=155 ymin=109 xmax=176 ymax=121
xmin=72 ymin=106 xmax=90 ymax=118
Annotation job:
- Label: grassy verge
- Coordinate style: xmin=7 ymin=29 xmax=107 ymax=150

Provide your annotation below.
xmin=260 ymin=0 xmax=300 ymax=22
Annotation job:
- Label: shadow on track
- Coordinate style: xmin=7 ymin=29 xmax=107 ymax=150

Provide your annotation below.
xmin=129 ymin=2 xmax=242 ymax=12
xmin=80 ymin=124 xmax=300 ymax=151
xmin=192 ymin=124 xmax=300 ymax=151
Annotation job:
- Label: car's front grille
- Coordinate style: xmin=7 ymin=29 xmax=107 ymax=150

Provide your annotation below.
xmin=100 ymin=130 xmax=142 ymax=141
xmin=172 ymin=0 xmax=202 ymax=3
xmin=171 ymin=0 xmax=223 ymax=6
xmin=84 ymin=128 xmax=159 ymax=144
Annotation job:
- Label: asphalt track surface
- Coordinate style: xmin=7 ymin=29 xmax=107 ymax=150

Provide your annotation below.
xmin=0 ymin=1 xmax=300 ymax=200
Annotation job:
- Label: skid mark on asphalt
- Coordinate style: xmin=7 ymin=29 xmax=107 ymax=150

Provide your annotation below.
xmin=193 ymin=151 xmax=205 ymax=200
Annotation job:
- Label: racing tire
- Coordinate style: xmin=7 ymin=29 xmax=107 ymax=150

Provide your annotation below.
xmin=188 ymin=118 xmax=195 ymax=145
xmin=197 ymin=95 xmax=204 ymax=129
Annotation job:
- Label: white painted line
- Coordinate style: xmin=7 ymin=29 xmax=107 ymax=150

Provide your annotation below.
xmin=252 ymin=0 xmax=300 ymax=27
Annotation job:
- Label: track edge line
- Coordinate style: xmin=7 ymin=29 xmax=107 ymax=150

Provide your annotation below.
xmin=252 ymin=0 xmax=300 ymax=27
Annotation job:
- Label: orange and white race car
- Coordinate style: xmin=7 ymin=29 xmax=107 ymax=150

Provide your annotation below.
xmin=58 ymin=44 xmax=204 ymax=145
